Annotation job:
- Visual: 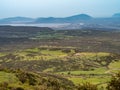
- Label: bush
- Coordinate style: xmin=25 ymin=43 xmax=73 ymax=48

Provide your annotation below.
xmin=107 ymin=72 xmax=120 ymax=90
xmin=9 ymin=87 xmax=24 ymax=90
xmin=16 ymin=71 xmax=39 ymax=85
xmin=0 ymin=82 xmax=9 ymax=90
xmin=77 ymin=82 xmax=98 ymax=90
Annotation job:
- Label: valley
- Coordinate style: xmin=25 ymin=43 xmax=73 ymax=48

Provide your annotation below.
xmin=0 ymin=26 xmax=120 ymax=90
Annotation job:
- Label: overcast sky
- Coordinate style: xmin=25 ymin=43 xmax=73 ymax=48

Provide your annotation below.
xmin=0 ymin=0 xmax=120 ymax=18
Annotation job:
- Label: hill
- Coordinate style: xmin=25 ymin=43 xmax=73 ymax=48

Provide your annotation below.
xmin=112 ymin=13 xmax=120 ymax=18
xmin=0 ymin=26 xmax=120 ymax=53
xmin=35 ymin=14 xmax=92 ymax=23
xmin=0 ymin=69 xmax=74 ymax=90
xmin=66 ymin=14 xmax=92 ymax=21
xmin=0 ymin=17 xmax=34 ymax=24
xmin=0 ymin=14 xmax=92 ymax=24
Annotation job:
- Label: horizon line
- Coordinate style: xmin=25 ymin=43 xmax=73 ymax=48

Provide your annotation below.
xmin=0 ymin=13 xmax=119 ymax=19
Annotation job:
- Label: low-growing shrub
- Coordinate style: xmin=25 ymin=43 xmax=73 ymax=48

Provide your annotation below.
xmin=77 ymin=82 xmax=98 ymax=90
xmin=107 ymin=72 xmax=120 ymax=90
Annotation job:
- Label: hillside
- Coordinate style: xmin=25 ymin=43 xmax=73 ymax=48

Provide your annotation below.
xmin=0 ymin=26 xmax=120 ymax=53
xmin=0 ymin=17 xmax=34 ymax=24
xmin=0 ymin=26 xmax=120 ymax=90
xmin=0 ymin=14 xmax=92 ymax=24
xmin=35 ymin=14 xmax=92 ymax=23
xmin=0 ymin=69 xmax=74 ymax=90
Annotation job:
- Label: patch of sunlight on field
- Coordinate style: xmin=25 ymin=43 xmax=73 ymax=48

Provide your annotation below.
xmin=75 ymin=52 xmax=110 ymax=60
xmin=58 ymin=68 xmax=107 ymax=75
xmin=15 ymin=48 xmax=67 ymax=61
xmin=43 ymin=68 xmax=55 ymax=72
xmin=109 ymin=61 xmax=120 ymax=69
xmin=25 ymin=48 xmax=40 ymax=53
xmin=41 ymin=50 xmax=66 ymax=55
xmin=107 ymin=61 xmax=120 ymax=73
xmin=0 ymin=53 xmax=6 ymax=57
xmin=68 ymin=76 xmax=110 ymax=85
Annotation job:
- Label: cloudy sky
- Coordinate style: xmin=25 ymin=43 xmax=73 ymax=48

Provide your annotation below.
xmin=0 ymin=0 xmax=120 ymax=18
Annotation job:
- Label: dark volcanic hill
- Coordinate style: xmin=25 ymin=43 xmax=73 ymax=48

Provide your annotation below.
xmin=0 ymin=26 xmax=53 ymax=38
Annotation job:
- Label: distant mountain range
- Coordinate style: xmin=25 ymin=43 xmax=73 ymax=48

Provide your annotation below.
xmin=0 ymin=13 xmax=120 ymax=30
xmin=0 ymin=17 xmax=34 ymax=24
xmin=35 ymin=14 xmax=92 ymax=23
xmin=0 ymin=14 xmax=93 ymax=24
xmin=0 ymin=13 xmax=120 ymax=24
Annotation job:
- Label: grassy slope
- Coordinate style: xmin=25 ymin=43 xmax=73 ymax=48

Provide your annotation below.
xmin=0 ymin=70 xmax=74 ymax=90
xmin=0 ymin=71 xmax=18 ymax=83
xmin=1 ymin=48 xmax=119 ymax=89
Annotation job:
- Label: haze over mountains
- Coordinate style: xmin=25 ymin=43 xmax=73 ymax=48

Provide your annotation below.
xmin=0 ymin=14 xmax=92 ymax=24
xmin=0 ymin=13 xmax=120 ymax=30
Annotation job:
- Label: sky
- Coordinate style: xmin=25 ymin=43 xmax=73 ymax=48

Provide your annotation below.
xmin=0 ymin=0 xmax=120 ymax=18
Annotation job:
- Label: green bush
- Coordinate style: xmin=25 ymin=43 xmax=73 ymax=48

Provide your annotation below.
xmin=8 ymin=87 xmax=24 ymax=90
xmin=76 ymin=82 xmax=98 ymax=90
xmin=107 ymin=72 xmax=120 ymax=90
xmin=0 ymin=82 xmax=8 ymax=90
xmin=16 ymin=71 xmax=39 ymax=85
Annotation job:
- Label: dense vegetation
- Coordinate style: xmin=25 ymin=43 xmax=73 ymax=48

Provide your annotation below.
xmin=0 ymin=26 xmax=120 ymax=53
xmin=0 ymin=68 xmax=120 ymax=90
xmin=0 ymin=68 xmax=75 ymax=90
xmin=107 ymin=72 xmax=120 ymax=90
xmin=0 ymin=26 xmax=120 ymax=90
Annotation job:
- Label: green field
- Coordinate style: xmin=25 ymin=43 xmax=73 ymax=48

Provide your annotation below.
xmin=57 ymin=68 xmax=107 ymax=75
xmin=68 ymin=76 xmax=110 ymax=85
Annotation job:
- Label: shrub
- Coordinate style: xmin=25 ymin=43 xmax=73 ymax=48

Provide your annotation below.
xmin=77 ymin=82 xmax=98 ymax=90
xmin=0 ymin=82 xmax=9 ymax=90
xmin=16 ymin=71 xmax=39 ymax=85
xmin=9 ymin=87 xmax=24 ymax=90
xmin=107 ymin=72 xmax=120 ymax=90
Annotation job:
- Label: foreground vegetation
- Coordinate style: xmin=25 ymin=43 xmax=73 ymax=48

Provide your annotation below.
xmin=0 ymin=68 xmax=75 ymax=90
xmin=0 ymin=47 xmax=119 ymax=90
xmin=0 ymin=68 xmax=120 ymax=90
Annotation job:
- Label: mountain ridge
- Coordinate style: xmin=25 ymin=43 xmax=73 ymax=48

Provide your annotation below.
xmin=0 ymin=13 xmax=120 ymax=30
xmin=0 ymin=16 xmax=34 ymax=24
xmin=0 ymin=13 xmax=120 ymax=24
xmin=0 ymin=14 xmax=93 ymax=24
